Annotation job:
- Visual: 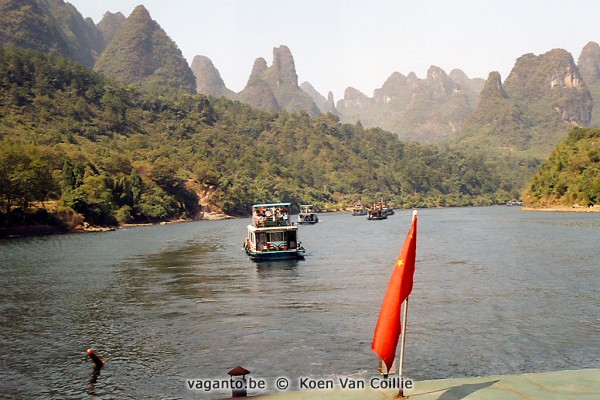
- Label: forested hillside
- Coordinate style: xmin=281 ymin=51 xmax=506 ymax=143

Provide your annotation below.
xmin=523 ymin=127 xmax=600 ymax=208
xmin=0 ymin=46 xmax=532 ymax=233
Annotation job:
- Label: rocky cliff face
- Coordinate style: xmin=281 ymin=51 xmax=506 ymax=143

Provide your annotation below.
xmin=427 ymin=65 xmax=455 ymax=99
xmin=96 ymin=11 xmax=125 ymax=48
xmin=247 ymin=57 xmax=269 ymax=86
xmin=191 ymin=55 xmax=234 ymax=97
xmin=94 ymin=5 xmax=196 ymax=93
xmin=265 ymin=45 xmax=298 ymax=87
xmin=340 ymin=87 xmax=372 ymax=110
xmin=0 ymin=0 xmax=68 ymax=58
xmin=479 ymin=71 xmax=508 ymax=100
xmin=234 ymin=58 xmax=279 ymax=111
xmin=578 ymin=42 xmax=600 ymax=85
xmin=236 ymin=45 xmax=320 ymax=116
xmin=300 ymin=82 xmax=326 ymax=109
xmin=0 ymin=0 xmax=103 ymax=68
xmin=505 ymin=49 xmax=591 ymax=126
xmin=460 ymin=49 xmax=593 ymax=156
xmin=449 ymin=69 xmax=485 ymax=104
xmin=460 ymin=71 xmax=522 ymax=147
xmin=577 ymin=41 xmax=600 ymax=127
xmin=300 ymin=83 xmax=340 ymax=115
xmin=41 ymin=0 xmax=104 ymax=67
xmin=323 ymin=91 xmax=339 ymax=116
xmin=373 ymin=72 xmax=412 ymax=107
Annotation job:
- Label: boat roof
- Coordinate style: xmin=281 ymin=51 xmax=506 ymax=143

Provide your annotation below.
xmin=300 ymin=204 xmax=314 ymax=207
xmin=252 ymin=203 xmax=291 ymax=208
xmin=247 ymin=224 xmax=298 ymax=232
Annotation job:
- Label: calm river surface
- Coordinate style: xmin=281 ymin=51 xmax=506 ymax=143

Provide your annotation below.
xmin=1 ymin=206 xmax=599 ymax=398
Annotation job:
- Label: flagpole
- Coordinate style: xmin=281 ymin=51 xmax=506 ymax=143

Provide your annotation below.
xmin=397 ymin=297 xmax=408 ymax=398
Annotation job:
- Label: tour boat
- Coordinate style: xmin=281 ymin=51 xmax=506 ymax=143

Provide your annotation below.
xmin=297 ymin=204 xmax=319 ymax=224
xmin=244 ymin=203 xmax=305 ymax=261
xmin=351 ymin=203 xmax=367 ymax=216
xmin=382 ymin=203 xmax=394 ymax=216
xmin=367 ymin=202 xmax=388 ymax=220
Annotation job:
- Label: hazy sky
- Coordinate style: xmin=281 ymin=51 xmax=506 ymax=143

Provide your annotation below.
xmin=68 ymin=0 xmax=600 ymax=101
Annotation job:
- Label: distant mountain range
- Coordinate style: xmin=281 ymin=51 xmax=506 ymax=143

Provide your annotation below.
xmin=333 ymin=67 xmax=485 ymax=144
xmin=1 ymin=0 xmax=599 ymax=158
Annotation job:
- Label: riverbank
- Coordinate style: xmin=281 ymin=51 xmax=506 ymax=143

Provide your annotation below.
xmin=523 ymin=205 xmax=600 ymax=212
xmin=0 ymin=211 xmax=236 ymax=239
xmin=121 ymin=211 xmax=235 ymax=228
xmin=76 ymin=211 xmax=236 ymax=232
xmin=254 ymin=369 xmax=600 ymax=399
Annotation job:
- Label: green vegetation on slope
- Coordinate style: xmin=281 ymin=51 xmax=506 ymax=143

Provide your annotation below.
xmin=0 ymin=46 xmax=531 ymax=232
xmin=93 ymin=5 xmax=195 ymax=93
xmin=523 ymin=127 xmax=600 ymax=207
xmin=459 ymin=50 xmax=593 ymax=159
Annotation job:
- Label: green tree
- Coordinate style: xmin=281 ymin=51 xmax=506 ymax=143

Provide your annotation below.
xmin=0 ymin=143 xmax=56 ymax=222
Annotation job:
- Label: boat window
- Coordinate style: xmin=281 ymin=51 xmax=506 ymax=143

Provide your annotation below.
xmin=256 ymin=232 xmax=267 ymax=244
xmin=270 ymin=232 xmax=284 ymax=242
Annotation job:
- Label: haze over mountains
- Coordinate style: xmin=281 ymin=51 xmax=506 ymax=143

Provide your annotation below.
xmin=1 ymin=0 xmax=599 ymax=157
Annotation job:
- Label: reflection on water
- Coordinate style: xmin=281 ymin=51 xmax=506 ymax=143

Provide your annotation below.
xmin=253 ymin=258 xmax=302 ymax=271
xmin=1 ymin=207 xmax=599 ymax=398
xmin=124 ymin=239 xmax=221 ymax=300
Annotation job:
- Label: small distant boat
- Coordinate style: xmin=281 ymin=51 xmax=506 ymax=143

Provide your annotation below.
xmin=244 ymin=203 xmax=305 ymax=261
xmin=297 ymin=204 xmax=319 ymax=224
xmin=351 ymin=203 xmax=368 ymax=216
xmin=506 ymin=199 xmax=523 ymax=206
xmin=367 ymin=202 xmax=388 ymax=220
xmin=382 ymin=203 xmax=394 ymax=216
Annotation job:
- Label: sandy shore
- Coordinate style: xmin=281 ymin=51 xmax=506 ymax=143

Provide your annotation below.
xmin=120 ymin=212 xmax=235 ymax=228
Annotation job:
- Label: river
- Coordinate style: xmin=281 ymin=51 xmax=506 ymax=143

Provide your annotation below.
xmin=0 ymin=206 xmax=598 ymax=398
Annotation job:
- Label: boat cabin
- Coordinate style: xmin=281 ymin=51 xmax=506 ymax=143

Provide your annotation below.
xmin=245 ymin=203 xmax=305 ymax=260
xmin=246 ymin=225 xmax=299 ymax=252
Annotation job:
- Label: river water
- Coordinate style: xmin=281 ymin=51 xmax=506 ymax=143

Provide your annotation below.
xmin=1 ymin=206 xmax=599 ymax=398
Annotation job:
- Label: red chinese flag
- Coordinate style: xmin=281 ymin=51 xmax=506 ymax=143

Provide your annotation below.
xmin=372 ymin=212 xmax=417 ymax=370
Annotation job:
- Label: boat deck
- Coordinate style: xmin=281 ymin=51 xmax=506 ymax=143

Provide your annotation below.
xmin=255 ymin=369 xmax=600 ymax=399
